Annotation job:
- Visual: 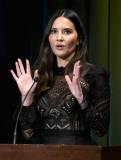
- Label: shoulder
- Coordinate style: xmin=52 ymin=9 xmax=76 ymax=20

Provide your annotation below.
xmin=85 ymin=63 xmax=109 ymax=77
xmin=83 ymin=63 xmax=110 ymax=87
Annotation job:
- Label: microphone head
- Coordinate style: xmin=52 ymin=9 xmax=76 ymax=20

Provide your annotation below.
xmin=34 ymin=77 xmax=39 ymax=82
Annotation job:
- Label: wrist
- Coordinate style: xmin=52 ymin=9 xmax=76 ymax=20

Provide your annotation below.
xmin=21 ymin=95 xmax=33 ymax=106
xmin=75 ymin=94 xmax=88 ymax=110
xmin=76 ymin=94 xmax=84 ymax=105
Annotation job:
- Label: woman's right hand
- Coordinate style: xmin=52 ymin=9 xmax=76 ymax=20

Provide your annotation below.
xmin=10 ymin=58 xmax=38 ymax=106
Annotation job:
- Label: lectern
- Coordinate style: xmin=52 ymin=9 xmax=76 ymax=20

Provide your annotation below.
xmin=0 ymin=144 xmax=121 ymax=160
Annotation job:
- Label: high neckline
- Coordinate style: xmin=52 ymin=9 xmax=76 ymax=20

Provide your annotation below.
xmin=54 ymin=66 xmax=65 ymax=75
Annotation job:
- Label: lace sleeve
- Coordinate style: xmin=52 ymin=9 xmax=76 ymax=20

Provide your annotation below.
xmin=19 ymin=105 xmax=37 ymax=139
xmin=84 ymin=68 xmax=110 ymax=136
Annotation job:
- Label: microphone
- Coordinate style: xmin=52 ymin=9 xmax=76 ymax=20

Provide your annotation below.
xmin=33 ymin=77 xmax=39 ymax=82
xmin=13 ymin=77 xmax=38 ymax=144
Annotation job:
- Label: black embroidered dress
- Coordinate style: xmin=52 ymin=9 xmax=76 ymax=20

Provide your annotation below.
xmin=19 ymin=64 xmax=110 ymax=144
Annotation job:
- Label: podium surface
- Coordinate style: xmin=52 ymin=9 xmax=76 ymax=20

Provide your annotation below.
xmin=0 ymin=144 xmax=121 ymax=160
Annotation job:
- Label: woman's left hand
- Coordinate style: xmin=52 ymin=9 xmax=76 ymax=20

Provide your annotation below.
xmin=65 ymin=61 xmax=83 ymax=104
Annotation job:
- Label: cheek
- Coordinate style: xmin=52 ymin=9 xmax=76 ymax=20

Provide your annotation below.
xmin=49 ymin=34 xmax=56 ymax=44
xmin=67 ymin=38 xmax=78 ymax=49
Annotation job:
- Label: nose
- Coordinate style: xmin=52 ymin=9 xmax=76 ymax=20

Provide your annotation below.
xmin=56 ymin=32 xmax=64 ymax=41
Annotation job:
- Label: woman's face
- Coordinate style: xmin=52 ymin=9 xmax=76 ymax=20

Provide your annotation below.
xmin=49 ymin=16 xmax=78 ymax=60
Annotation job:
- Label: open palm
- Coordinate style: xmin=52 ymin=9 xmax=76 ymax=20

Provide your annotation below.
xmin=65 ymin=61 xmax=83 ymax=104
xmin=10 ymin=58 xmax=38 ymax=96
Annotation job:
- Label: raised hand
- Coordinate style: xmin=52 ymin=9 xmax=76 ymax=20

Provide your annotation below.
xmin=65 ymin=61 xmax=83 ymax=105
xmin=10 ymin=58 xmax=38 ymax=106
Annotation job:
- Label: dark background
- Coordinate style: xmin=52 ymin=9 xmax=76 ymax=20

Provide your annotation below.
xmin=1 ymin=0 xmax=121 ymax=147
xmin=0 ymin=0 xmax=89 ymax=143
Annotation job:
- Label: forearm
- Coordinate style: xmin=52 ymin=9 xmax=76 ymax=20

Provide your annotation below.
xmin=85 ymin=99 xmax=110 ymax=136
xmin=19 ymin=105 xmax=36 ymax=128
xmin=19 ymin=104 xmax=37 ymax=139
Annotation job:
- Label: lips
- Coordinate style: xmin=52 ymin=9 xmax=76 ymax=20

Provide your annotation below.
xmin=56 ymin=44 xmax=65 ymax=50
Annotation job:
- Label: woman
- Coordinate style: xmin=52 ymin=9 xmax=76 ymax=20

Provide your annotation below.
xmin=10 ymin=9 xmax=110 ymax=144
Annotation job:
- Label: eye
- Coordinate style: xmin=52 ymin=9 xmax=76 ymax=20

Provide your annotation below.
xmin=50 ymin=28 xmax=57 ymax=34
xmin=63 ymin=29 xmax=72 ymax=35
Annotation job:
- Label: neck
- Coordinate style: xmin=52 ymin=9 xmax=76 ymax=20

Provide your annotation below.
xmin=57 ymin=52 xmax=75 ymax=67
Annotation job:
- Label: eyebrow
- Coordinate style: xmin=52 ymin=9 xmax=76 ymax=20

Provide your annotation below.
xmin=51 ymin=27 xmax=73 ymax=30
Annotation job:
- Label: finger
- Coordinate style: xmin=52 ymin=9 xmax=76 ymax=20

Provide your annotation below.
xmin=65 ymin=75 xmax=72 ymax=88
xmin=26 ymin=59 xmax=31 ymax=73
xmin=73 ymin=61 xmax=81 ymax=78
xmin=10 ymin=70 xmax=18 ymax=82
xmin=15 ymin=61 xmax=22 ymax=77
xmin=18 ymin=58 xmax=25 ymax=74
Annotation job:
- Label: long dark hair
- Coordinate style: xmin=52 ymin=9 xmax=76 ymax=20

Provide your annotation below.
xmin=32 ymin=9 xmax=88 ymax=95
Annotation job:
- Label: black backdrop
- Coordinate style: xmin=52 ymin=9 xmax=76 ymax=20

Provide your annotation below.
xmin=0 ymin=0 xmax=89 ymax=143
